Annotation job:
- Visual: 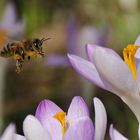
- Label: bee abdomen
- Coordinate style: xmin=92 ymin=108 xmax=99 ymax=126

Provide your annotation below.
xmin=0 ymin=44 xmax=14 ymax=57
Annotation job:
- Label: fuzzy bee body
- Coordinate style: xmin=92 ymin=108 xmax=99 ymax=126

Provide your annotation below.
xmin=0 ymin=38 xmax=49 ymax=73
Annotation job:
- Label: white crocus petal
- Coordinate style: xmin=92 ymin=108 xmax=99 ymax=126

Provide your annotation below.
xmin=14 ymin=134 xmax=26 ymax=140
xmin=93 ymin=46 xmax=139 ymax=98
xmin=94 ymin=97 xmax=107 ymax=140
xmin=134 ymin=36 xmax=140 ymax=65
xmin=134 ymin=35 xmax=140 ymax=46
xmin=23 ymin=115 xmax=51 ymax=140
xmin=0 ymin=124 xmax=15 ymax=140
xmin=67 ymin=96 xmax=89 ymax=124
xmin=136 ymin=61 xmax=140 ymax=91
xmin=109 ymin=124 xmax=128 ymax=140
xmin=135 ymin=47 xmax=140 ymax=58
xmin=86 ymin=44 xmax=121 ymax=63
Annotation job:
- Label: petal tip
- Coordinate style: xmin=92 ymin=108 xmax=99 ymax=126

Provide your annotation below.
xmin=134 ymin=35 xmax=140 ymax=46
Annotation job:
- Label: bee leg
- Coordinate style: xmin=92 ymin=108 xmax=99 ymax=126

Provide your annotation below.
xmin=21 ymin=53 xmax=25 ymax=62
xmin=41 ymin=52 xmax=45 ymax=57
xmin=19 ymin=47 xmax=25 ymax=61
xmin=28 ymin=56 xmax=31 ymax=61
xmin=38 ymin=51 xmax=45 ymax=58
xmin=16 ymin=59 xmax=23 ymax=74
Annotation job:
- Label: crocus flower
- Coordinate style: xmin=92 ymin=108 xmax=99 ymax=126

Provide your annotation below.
xmin=23 ymin=96 xmax=94 ymax=140
xmin=22 ymin=97 xmax=129 ymax=140
xmin=68 ymin=35 xmax=140 ymax=138
xmin=0 ymin=97 xmax=128 ymax=140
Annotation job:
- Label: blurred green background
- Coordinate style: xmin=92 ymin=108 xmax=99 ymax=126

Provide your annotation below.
xmin=0 ymin=0 xmax=140 ymax=139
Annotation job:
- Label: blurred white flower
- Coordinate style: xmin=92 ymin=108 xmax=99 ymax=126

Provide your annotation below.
xmin=0 ymin=1 xmax=25 ymax=131
xmin=0 ymin=2 xmax=25 ymax=44
xmin=0 ymin=124 xmax=26 ymax=140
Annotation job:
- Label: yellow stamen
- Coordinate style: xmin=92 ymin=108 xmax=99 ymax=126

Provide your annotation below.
xmin=0 ymin=30 xmax=9 ymax=46
xmin=123 ymin=44 xmax=139 ymax=79
xmin=54 ymin=111 xmax=69 ymax=135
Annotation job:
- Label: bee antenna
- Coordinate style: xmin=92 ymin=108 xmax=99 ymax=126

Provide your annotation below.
xmin=41 ymin=38 xmax=51 ymax=43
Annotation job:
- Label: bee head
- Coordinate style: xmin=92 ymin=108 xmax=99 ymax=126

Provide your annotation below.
xmin=32 ymin=38 xmax=50 ymax=57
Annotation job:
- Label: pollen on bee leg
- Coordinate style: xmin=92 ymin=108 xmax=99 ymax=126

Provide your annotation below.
xmin=53 ymin=111 xmax=69 ymax=135
xmin=14 ymin=54 xmax=21 ymax=60
xmin=0 ymin=30 xmax=9 ymax=46
xmin=123 ymin=44 xmax=139 ymax=79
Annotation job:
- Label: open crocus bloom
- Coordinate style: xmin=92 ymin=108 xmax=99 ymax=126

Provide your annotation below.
xmin=68 ymin=35 xmax=140 ymax=138
xmin=1 ymin=97 xmax=128 ymax=140
xmin=23 ymin=96 xmax=94 ymax=140
xmin=21 ymin=97 xmax=129 ymax=140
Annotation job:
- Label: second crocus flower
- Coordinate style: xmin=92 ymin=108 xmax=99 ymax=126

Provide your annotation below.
xmin=68 ymin=35 xmax=140 ymax=138
xmin=23 ymin=96 xmax=94 ymax=140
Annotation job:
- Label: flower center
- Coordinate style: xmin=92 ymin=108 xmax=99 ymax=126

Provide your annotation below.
xmin=123 ymin=44 xmax=139 ymax=79
xmin=53 ymin=111 xmax=69 ymax=135
xmin=0 ymin=30 xmax=9 ymax=46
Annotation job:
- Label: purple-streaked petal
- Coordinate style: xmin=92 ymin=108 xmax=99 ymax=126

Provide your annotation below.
xmin=93 ymin=46 xmax=139 ymax=98
xmin=1 ymin=2 xmax=16 ymax=30
xmin=35 ymin=99 xmax=63 ymax=125
xmin=35 ymin=100 xmax=63 ymax=140
xmin=86 ymin=44 xmax=96 ymax=62
xmin=23 ymin=115 xmax=51 ymax=140
xmin=45 ymin=55 xmax=69 ymax=67
xmin=94 ymin=97 xmax=107 ymax=140
xmin=43 ymin=117 xmax=62 ymax=140
xmin=67 ymin=96 xmax=89 ymax=124
xmin=0 ymin=124 xmax=15 ymax=140
xmin=134 ymin=35 xmax=140 ymax=46
xmin=109 ymin=124 xmax=128 ymax=140
xmin=68 ymin=54 xmax=106 ymax=89
xmin=14 ymin=134 xmax=26 ymax=140
xmin=86 ymin=44 xmax=121 ymax=63
xmin=68 ymin=54 xmax=123 ymax=95
xmin=63 ymin=117 xmax=94 ymax=140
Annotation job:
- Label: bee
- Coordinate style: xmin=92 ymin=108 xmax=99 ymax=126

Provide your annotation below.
xmin=0 ymin=38 xmax=50 ymax=73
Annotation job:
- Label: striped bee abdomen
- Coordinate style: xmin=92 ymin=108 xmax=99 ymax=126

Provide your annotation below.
xmin=0 ymin=44 xmax=14 ymax=57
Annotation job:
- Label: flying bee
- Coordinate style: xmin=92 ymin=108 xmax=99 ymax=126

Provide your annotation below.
xmin=0 ymin=38 xmax=50 ymax=73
